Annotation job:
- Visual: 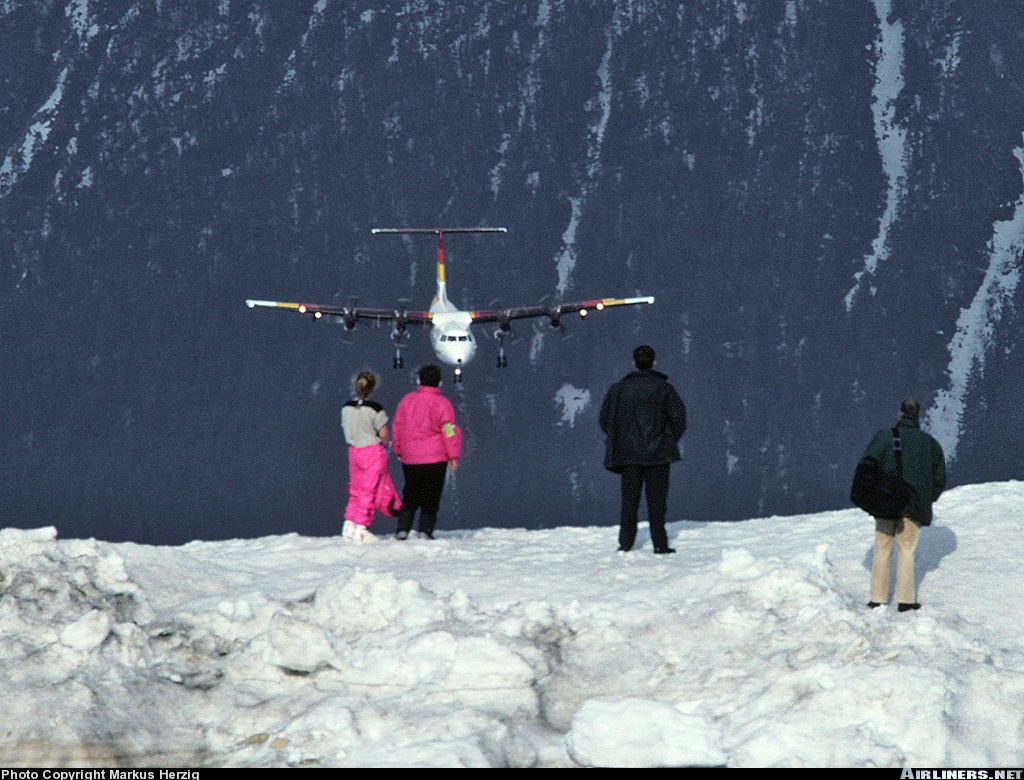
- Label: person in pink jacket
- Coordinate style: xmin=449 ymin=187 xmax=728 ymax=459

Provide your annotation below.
xmin=340 ymin=371 xmax=401 ymax=542
xmin=390 ymin=364 xmax=462 ymax=540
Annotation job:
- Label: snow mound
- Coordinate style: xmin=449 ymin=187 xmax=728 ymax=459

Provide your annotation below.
xmin=566 ymin=698 xmax=726 ymax=767
xmin=1 ymin=482 xmax=1024 ymax=766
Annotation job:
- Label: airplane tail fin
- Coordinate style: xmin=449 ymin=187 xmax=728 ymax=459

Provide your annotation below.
xmin=371 ymin=227 xmax=507 ymax=306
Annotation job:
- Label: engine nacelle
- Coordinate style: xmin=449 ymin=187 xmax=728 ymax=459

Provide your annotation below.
xmin=494 ymin=322 xmax=513 ymax=341
xmin=546 ymin=305 xmax=563 ymax=329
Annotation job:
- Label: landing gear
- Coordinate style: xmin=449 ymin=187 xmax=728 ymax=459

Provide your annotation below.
xmin=391 ymin=324 xmax=409 ymax=369
xmin=454 ymin=366 xmax=463 ymax=384
xmin=495 ymin=325 xmax=511 ymax=368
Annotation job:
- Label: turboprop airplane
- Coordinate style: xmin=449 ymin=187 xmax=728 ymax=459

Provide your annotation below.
xmin=246 ymin=227 xmax=655 ymax=382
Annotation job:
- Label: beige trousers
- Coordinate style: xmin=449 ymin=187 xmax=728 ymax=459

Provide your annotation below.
xmin=870 ymin=517 xmax=921 ymax=604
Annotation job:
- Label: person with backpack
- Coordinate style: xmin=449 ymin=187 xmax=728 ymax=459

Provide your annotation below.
xmin=858 ymin=398 xmax=946 ymax=611
xmin=340 ymin=371 xmax=401 ymax=542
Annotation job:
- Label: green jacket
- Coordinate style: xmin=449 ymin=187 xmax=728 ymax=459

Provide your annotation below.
xmin=599 ymin=370 xmax=686 ymax=473
xmin=861 ymin=418 xmax=946 ymax=525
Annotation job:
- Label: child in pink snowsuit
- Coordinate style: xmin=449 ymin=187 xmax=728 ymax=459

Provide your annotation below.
xmin=341 ymin=372 xmax=400 ymax=541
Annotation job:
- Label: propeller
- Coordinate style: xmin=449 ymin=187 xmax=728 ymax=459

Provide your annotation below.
xmin=546 ymin=304 xmax=571 ymax=339
xmin=389 ymin=298 xmax=407 ymax=330
xmin=391 ymin=297 xmax=412 ymax=343
xmin=340 ymin=294 xmax=359 ymax=330
xmin=531 ymin=318 xmax=570 ymax=339
xmin=496 ymin=314 xmax=515 ymax=340
xmin=486 ymin=299 xmax=516 ymax=343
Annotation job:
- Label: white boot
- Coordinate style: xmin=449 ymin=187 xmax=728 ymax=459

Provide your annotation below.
xmin=353 ymin=525 xmax=377 ymax=543
xmin=342 ymin=520 xmax=357 ymax=540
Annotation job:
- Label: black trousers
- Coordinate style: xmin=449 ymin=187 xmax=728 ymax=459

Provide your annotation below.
xmin=619 ymin=464 xmax=671 ymax=551
xmin=397 ymin=462 xmax=448 ymax=535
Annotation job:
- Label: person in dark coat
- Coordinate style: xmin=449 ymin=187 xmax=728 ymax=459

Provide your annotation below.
xmin=599 ymin=345 xmax=687 ymax=554
xmin=860 ymin=398 xmax=946 ymax=611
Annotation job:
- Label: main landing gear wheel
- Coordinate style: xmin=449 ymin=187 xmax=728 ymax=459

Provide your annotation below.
xmin=391 ymin=325 xmax=409 ymax=369
xmin=494 ymin=325 xmax=511 ymax=368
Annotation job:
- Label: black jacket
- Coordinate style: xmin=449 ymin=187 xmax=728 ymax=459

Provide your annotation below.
xmin=861 ymin=418 xmax=946 ymax=525
xmin=599 ymin=370 xmax=686 ymax=473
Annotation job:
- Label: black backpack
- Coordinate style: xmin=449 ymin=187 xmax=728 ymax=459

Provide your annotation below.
xmin=850 ymin=427 xmax=915 ymax=520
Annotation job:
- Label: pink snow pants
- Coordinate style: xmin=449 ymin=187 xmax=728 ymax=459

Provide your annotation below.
xmin=345 ymin=443 xmax=401 ymax=527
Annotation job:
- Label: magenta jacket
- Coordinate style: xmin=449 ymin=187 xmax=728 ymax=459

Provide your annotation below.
xmin=391 ymin=385 xmax=463 ymax=465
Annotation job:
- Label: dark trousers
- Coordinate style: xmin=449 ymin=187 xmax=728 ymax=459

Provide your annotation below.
xmin=397 ymin=462 xmax=448 ymax=535
xmin=619 ymin=464 xmax=671 ymax=551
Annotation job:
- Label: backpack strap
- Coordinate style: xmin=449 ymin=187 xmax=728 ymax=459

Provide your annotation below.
xmin=891 ymin=426 xmax=904 ymax=481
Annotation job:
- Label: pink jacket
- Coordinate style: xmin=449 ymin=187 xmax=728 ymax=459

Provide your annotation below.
xmin=391 ymin=385 xmax=462 ymax=465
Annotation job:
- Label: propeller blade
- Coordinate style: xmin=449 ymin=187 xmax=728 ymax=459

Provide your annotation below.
xmin=493 ymin=323 xmax=516 ymax=342
xmin=395 ymin=298 xmax=410 ymax=327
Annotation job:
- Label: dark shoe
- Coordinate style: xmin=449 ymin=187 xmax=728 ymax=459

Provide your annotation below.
xmin=653 ymin=547 xmax=676 ymax=555
xmin=867 ymin=601 xmax=882 ymax=609
xmin=395 ymin=530 xmax=409 ymax=541
xmin=617 ymin=546 xmax=631 ymax=553
xmin=418 ymin=513 xmax=437 ymax=539
xmin=898 ymin=602 xmax=921 ymax=612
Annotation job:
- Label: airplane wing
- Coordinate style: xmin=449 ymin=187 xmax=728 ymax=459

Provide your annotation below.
xmin=470 ymin=295 xmax=654 ymax=325
xmin=245 ymin=299 xmax=433 ymax=327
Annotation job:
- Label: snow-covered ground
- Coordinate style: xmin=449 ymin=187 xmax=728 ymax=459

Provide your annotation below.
xmin=1 ymin=481 xmax=1023 ymax=768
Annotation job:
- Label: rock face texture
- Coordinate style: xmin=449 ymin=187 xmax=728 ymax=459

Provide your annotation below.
xmin=2 ymin=2 xmax=1022 ymax=542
